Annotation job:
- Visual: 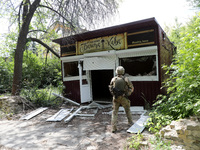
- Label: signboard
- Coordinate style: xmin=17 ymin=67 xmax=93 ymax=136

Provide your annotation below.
xmin=61 ymin=44 xmax=76 ymax=56
xmin=127 ymin=29 xmax=155 ymax=48
xmin=77 ymin=33 xmax=125 ymax=54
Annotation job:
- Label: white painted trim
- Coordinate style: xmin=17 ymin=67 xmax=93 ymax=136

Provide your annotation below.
xmin=63 ymin=75 xmax=87 ymax=82
xmin=129 ymin=76 xmax=158 ymax=81
xmin=84 ymin=50 xmax=116 ymax=57
xmin=116 ymin=45 xmax=157 ymax=58
xmin=60 ymin=55 xmax=84 ymax=62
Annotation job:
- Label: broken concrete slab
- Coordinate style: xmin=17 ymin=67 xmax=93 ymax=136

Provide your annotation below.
xmin=46 ymin=108 xmax=73 ymax=122
xmin=20 ymin=107 xmax=48 ymax=120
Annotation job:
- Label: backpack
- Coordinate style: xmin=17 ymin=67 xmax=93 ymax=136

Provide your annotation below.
xmin=112 ymin=76 xmax=126 ymax=98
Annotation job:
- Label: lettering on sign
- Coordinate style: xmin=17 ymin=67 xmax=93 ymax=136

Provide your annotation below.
xmin=127 ymin=29 xmax=155 ymax=48
xmin=77 ymin=34 xmax=125 ymax=54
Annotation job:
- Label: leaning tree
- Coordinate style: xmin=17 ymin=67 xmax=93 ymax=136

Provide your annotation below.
xmin=0 ymin=0 xmax=119 ymax=95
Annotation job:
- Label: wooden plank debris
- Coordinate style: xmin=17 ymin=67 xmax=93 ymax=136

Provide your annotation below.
xmin=46 ymin=108 xmax=73 ymax=122
xmin=52 ymin=93 xmax=80 ymax=106
xmin=20 ymin=107 xmax=48 ymax=120
xmin=127 ymin=115 xmax=149 ymax=133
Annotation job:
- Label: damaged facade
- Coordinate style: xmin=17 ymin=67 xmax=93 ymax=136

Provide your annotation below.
xmin=53 ymin=18 xmax=175 ymax=107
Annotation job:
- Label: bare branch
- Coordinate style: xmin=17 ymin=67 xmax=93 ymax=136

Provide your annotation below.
xmin=28 ymin=30 xmax=48 ymax=34
xmin=27 ymin=37 xmax=60 ymax=58
xmin=38 ymin=4 xmax=75 ymax=30
xmin=18 ymin=1 xmax=23 ymax=30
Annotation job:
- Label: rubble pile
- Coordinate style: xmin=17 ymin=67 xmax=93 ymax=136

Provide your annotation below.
xmin=160 ymin=117 xmax=200 ymax=150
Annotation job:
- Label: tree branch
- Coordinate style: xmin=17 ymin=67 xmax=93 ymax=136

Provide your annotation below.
xmin=38 ymin=4 xmax=75 ymax=31
xmin=27 ymin=37 xmax=60 ymax=58
xmin=28 ymin=30 xmax=48 ymax=34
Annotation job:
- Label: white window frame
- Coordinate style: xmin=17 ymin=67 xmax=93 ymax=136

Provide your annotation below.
xmin=61 ymin=55 xmax=86 ymax=81
xmin=116 ymin=46 xmax=159 ymax=81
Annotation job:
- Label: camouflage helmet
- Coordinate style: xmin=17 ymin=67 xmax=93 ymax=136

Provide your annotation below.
xmin=115 ymin=66 xmax=125 ymax=75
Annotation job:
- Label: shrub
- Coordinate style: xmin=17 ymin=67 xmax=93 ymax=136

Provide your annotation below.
xmin=20 ymin=84 xmax=63 ymax=107
xmin=0 ymin=57 xmax=13 ymax=93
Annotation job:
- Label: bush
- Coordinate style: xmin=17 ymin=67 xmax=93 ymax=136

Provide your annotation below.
xmin=22 ymin=51 xmax=62 ymax=89
xmin=146 ymin=14 xmax=200 ymax=133
xmin=0 ymin=57 xmax=13 ymax=93
xmin=20 ymin=84 xmax=63 ymax=107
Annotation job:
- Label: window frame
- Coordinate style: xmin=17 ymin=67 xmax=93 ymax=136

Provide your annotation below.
xmin=116 ymin=46 xmax=159 ymax=81
xmin=61 ymin=55 xmax=86 ymax=81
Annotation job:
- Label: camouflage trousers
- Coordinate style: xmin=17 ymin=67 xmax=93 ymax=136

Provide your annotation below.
xmin=111 ymin=96 xmax=133 ymax=131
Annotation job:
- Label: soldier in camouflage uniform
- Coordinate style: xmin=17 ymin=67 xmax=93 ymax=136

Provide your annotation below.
xmin=109 ymin=66 xmax=134 ymax=133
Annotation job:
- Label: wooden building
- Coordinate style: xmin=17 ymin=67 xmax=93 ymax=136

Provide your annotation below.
xmin=53 ymin=18 xmax=175 ymax=107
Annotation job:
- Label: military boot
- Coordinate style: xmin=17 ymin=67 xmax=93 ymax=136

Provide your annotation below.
xmin=111 ymin=126 xmax=117 ymax=133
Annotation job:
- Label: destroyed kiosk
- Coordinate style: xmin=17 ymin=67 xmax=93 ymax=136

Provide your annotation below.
xmin=53 ymin=18 xmax=175 ymax=107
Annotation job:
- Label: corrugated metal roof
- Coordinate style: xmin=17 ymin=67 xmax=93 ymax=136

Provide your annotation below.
xmin=53 ymin=17 xmax=159 ymax=45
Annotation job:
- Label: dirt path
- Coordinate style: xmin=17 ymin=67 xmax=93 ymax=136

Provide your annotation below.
xmin=0 ymin=107 xmax=145 ymax=150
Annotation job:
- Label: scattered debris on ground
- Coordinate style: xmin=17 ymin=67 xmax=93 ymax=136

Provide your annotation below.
xmin=0 ymin=96 xmax=191 ymax=150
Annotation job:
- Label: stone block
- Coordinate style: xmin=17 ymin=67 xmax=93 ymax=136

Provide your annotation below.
xmin=190 ymin=130 xmax=200 ymax=138
xmin=186 ymin=120 xmax=200 ymax=130
xmin=176 ymin=128 xmax=185 ymax=135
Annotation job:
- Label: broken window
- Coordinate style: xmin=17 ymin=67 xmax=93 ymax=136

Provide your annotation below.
xmin=63 ymin=61 xmax=85 ymax=77
xmin=120 ymin=55 xmax=156 ymax=76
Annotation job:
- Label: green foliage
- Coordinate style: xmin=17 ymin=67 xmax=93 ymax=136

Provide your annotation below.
xmin=0 ymin=49 xmax=63 ymax=107
xmin=146 ymin=13 xmax=200 ymax=134
xmin=125 ymin=133 xmax=171 ymax=150
xmin=20 ymin=51 xmax=63 ymax=107
xmin=20 ymin=84 xmax=63 ymax=107
xmin=149 ymin=136 xmax=171 ymax=150
xmin=146 ymin=111 xmax=173 ymax=133
xmin=0 ymin=57 xmax=13 ymax=93
xmin=155 ymin=13 xmax=200 ymax=119
xmin=126 ymin=133 xmax=144 ymax=150
xmin=22 ymin=50 xmax=62 ymax=89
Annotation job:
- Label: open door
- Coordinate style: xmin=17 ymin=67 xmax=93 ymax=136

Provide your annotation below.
xmin=91 ymin=70 xmax=113 ymax=102
xmin=78 ymin=62 xmax=92 ymax=103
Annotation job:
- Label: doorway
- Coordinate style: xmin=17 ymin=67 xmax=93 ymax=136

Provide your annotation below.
xmin=91 ymin=70 xmax=113 ymax=102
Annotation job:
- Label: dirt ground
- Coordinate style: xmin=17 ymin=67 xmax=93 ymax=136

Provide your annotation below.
xmin=0 ymin=96 xmax=185 ymax=150
xmin=0 ymin=102 xmax=152 ymax=150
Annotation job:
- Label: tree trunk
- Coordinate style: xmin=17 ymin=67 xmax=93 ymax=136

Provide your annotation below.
xmin=12 ymin=0 xmax=41 ymax=95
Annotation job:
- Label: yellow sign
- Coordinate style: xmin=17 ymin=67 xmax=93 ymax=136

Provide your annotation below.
xmin=77 ymin=33 xmax=125 ymax=54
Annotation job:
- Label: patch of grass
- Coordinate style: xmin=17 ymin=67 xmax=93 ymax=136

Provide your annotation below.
xmin=125 ymin=133 xmax=172 ymax=150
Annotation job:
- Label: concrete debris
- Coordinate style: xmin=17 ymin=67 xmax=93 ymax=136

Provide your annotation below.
xmin=20 ymin=107 xmax=48 ymax=120
xmin=160 ymin=118 xmax=200 ymax=150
